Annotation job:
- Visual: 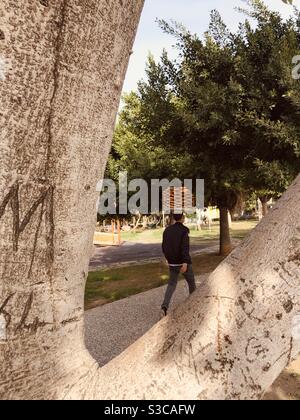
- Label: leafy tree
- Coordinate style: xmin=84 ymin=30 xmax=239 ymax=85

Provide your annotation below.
xmin=155 ymin=0 xmax=300 ymax=253
xmin=107 ymin=0 xmax=300 ymax=255
xmin=232 ymin=0 xmax=300 ymax=213
xmin=106 ymin=89 xmax=193 ymax=220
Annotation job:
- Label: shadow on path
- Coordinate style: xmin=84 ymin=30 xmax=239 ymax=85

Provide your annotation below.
xmin=89 ymin=241 xmax=219 ymax=271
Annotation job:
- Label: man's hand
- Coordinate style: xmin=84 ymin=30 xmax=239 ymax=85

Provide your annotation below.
xmin=180 ymin=263 xmax=188 ymax=274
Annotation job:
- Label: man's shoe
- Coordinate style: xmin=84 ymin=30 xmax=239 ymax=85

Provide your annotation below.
xmin=160 ymin=307 xmax=167 ymax=319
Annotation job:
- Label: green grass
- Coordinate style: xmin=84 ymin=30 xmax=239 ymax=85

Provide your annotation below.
xmin=86 ymin=263 xmax=170 ymax=310
xmin=85 ymin=220 xmax=258 ymax=310
xmin=85 ymin=253 xmax=226 ymax=310
xmin=121 ymin=220 xmax=258 ymax=245
xmin=121 ymin=228 xmax=164 ymax=243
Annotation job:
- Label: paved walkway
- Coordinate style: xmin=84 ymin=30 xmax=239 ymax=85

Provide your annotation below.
xmin=84 ymin=278 xmax=300 ymax=400
xmin=84 ymin=276 xmax=206 ymax=367
xmin=89 ymin=241 xmax=218 ymax=271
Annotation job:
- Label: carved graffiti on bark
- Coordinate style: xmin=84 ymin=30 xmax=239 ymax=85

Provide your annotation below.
xmin=0 ymin=182 xmax=55 ymax=274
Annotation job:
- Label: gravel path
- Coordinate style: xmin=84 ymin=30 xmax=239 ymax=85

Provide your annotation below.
xmin=85 ymin=276 xmax=206 ymax=367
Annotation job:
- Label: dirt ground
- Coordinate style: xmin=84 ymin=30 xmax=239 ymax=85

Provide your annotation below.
xmin=264 ymin=357 xmax=300 ymax=400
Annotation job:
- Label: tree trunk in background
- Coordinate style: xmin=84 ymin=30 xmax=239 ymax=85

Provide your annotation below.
xmin=133 ymin=213 xmax=142 ymax=231
xmin=259 ymin=196 xmax=270 ymax=217
xmin=228 ymin=211 xmax=232 ymax=228
xmin=230 ymin=208 xmax=236 ymax=221
xmin=230 ymin=192 xmax=246 ymax=221
xmin=0 ymin=0 xmax=300 ymax=402
xmin=0 ymin=0 xmax=144 ymax=400
xmin=219 ymin=207 xmax=233 ymax=257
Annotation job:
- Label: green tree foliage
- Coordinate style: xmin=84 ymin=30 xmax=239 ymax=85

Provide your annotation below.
xmin=108 ymin=0 xmax=300 ymax=254
xmin=233 ymin=0 xmax=300 ymax=198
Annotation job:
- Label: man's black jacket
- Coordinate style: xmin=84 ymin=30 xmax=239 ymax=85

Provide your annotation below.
xmin=162 ymin=222 xmax=192 ymax=265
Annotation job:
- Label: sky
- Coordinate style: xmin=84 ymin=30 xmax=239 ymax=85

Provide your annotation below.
xmin=122 ymin=0 xmax=299 ymax=95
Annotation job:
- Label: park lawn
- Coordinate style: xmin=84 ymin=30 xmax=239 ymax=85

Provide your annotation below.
xmin=86 ymin=220 xmax=257 ymax=310
xmin=121 ymin=228 xmax=164 ymax=243
xmin=85 ymin=252 xmax=226 ymax=310
xmin=121 ymin=220 xmax=258 ymax=245
xmin=190 ymin=220 xmax=258 ymax=244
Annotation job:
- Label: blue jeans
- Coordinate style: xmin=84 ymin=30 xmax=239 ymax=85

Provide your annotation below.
xmin=162 ymin=264 xmax=196 ymax=310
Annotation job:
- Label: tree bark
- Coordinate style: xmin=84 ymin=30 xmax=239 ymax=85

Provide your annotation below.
xmin=0 ymin=0 xmax=300 ymax=402
xmin=230 ymin=208 xmax=236 ymax=222
xmin=259 ymin=197 xmax=270 ymax=217
xmin=231 ymin=192 xmax=246 ymax=221
xmin=0 ymin=0 xmax=144 ymax=400
xmin=219 ymin=207 xmax=233 ymax=257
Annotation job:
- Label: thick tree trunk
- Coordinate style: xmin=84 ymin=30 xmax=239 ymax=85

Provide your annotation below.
xmin=0 ymin=0 xmax=144 ymax=400
xmin=0 ymin=0 xmax=299 ymax=402
xmin=219 ymin=207 xmax=233 ymax=257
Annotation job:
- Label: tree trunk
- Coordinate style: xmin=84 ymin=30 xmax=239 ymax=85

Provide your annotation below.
xmin=228 ymin=211 xmax=232 ymax=229
xmin=230 ymin=208 xmax=236 ymax=222
xmin=259 ymin=197 xmax=269 ymax=217
xmin=219 ymin=207 xmax=233 ymax=257
xmin=133 ymin=213 xmax=142 ymax=231
xmin=0 ymin=0 xmax=144 ymax=400
xmin=231 ymin=192 xmax=246 ymax=221
xmin=0 ymin=0 xmax=300 ymax=402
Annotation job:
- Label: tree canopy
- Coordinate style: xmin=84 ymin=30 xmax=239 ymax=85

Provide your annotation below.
xmin=107 ymin=0 xmax=300 ymax=253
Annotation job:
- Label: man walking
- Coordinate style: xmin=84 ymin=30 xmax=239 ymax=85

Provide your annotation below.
xmin=160 ymin=213 xmax=196 ymax=318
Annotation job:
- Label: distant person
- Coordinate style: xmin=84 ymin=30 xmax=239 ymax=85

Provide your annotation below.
xmin=160 ymin=213 xmax=196 ymax=318
xmin=202 ymin=208 xmax=212 ymax=230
